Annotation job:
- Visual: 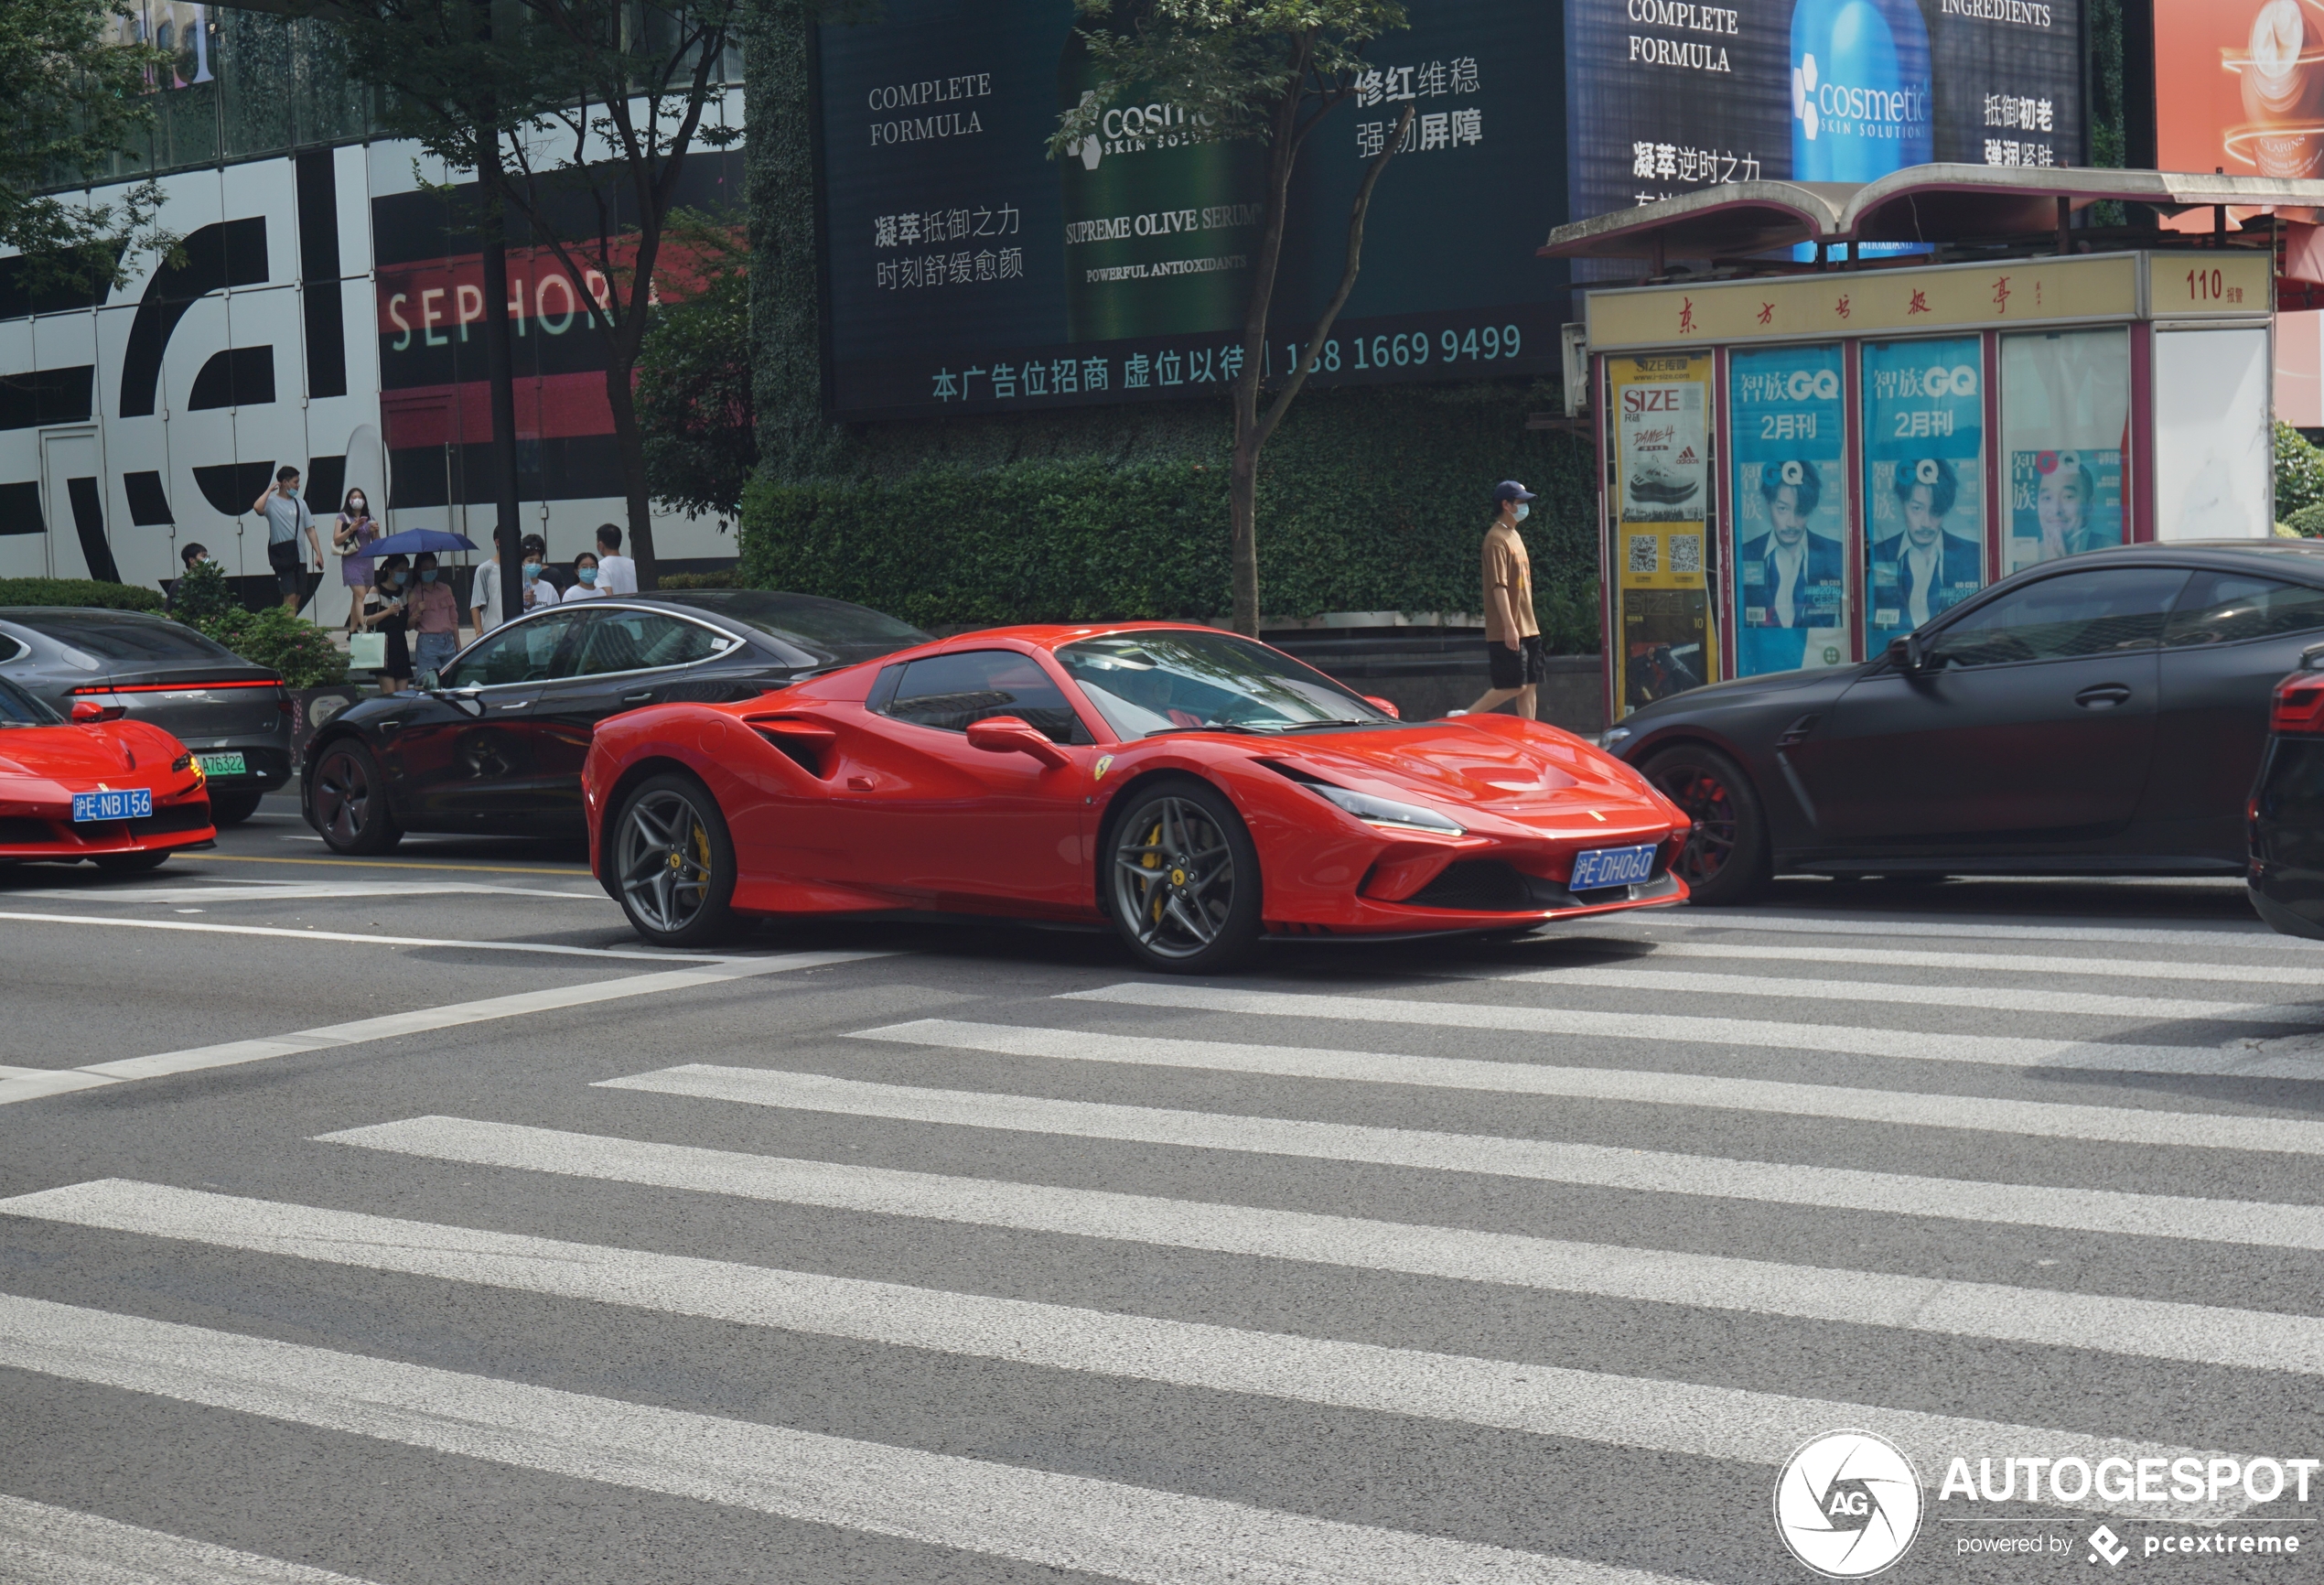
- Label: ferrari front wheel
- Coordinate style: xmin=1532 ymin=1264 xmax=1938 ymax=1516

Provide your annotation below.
xmin=1105 ymin=778 xmax=1262 ymax=974
xmin=613 ymin=772 xmax=741 ymax=947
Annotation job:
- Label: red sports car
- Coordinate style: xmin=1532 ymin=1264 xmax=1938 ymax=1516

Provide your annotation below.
xmin=0 ymin=674 xmax=215 ymax=871
xmin=582 ymin=624 xmax=1691 ymax=969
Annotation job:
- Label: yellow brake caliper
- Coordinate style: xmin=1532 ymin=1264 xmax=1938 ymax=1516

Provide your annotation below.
xmin=1144 ymin=820 xmax=1165 ymax=922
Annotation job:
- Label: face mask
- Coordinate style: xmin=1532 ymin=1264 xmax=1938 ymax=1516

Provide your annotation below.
xmin=392 ymin=571 xmax=407 ymax=587
xmin=283 ymin=486 xmax=297 ymax=498
xmin=1513 ymin=502 xmax=1530 ymax=523
xmin=349 ymin=500 xmax=364 ymax=513
xmin=578 ymin=566 xmax=598 ymax=585
xmin=420 ymin=569 xmax=438 ymax=584
xmin=522 ymin=562 xmax=543 ymax=580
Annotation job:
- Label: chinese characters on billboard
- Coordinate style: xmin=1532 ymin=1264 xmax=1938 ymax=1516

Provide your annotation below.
xmin=1862 ymin=335 xmax=1987 ymax=651
xmin=1729 ymin=344 xmax=1848 ymax=678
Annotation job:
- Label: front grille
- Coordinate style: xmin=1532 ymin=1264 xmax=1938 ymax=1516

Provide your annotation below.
xmin=1406 ymin=860 xmax=1539 ymax=911
xmin=0 ymin=817 xmax=51 ymax=844
xmin=134 ymin=803 xmax=214 ymax=836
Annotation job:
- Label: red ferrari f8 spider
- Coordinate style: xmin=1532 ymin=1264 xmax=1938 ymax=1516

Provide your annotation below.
xmin=583 ymin=625 xmax=1691 ymax=969
xmin=0 ymin=674 xmax=215 ymax=871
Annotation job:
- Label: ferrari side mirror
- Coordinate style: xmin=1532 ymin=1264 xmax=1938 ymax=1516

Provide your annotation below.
xmin=70 ymin=699 xmax=124 ymax=723
xmin=1363 ymin=695 xmax=1402 ymax=720
xmin=966 ymin=714 xmax=1071 ymax=769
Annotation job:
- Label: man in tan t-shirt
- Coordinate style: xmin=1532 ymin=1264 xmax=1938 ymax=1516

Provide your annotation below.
xmin=1469 ymin=480 xmax=1542 ymax=718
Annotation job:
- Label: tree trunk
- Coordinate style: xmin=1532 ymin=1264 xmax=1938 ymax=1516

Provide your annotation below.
xmin=474 ymin=172 xmax=525 ymax=623
xmin=1228 ymin=437 xmax=1260 ymax=636
xmin=604 ymin=355 xmax=657 ymax=588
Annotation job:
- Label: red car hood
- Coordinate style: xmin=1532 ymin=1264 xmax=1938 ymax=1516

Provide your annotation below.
xmin=1253 ymin=719 xmax=1664 ymax=819
xmin=0 ymin=724 xmax=156 ymax=785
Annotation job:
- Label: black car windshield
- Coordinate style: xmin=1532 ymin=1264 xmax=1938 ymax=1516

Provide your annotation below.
xmin=664 ymin=591 xmax=929 ymax=657
xmin=11 ymin=612 xmax=238 ymax=663
xmin=1057 ymin=631 xmax=1390 ymax=738
xmin=0 ymin=675 xmax=60 ymax=726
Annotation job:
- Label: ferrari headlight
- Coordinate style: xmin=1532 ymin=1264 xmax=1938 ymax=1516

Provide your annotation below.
xmin=1306 ymin=782 xmax=1464 ymax=836
xmin=171 ymin=752 xmax=196 ymax=774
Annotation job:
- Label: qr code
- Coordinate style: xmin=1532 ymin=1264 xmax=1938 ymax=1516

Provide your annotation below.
xmin=1627 ymin=534 xmax=1659 ymax=575
xmin=1669 ymin=534 xmax=1703 ymax=574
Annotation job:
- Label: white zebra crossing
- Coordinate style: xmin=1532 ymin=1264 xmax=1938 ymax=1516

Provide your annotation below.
xmin=0 ymin=1494 xmax=382 ymax=1585
xmin=1506 ymin=935 xmax=2324 ymax=989
xmin=598 ymin=1064 xmax=2324 ymax=1248
xmin=0 ymin=1293 xmax=1695 ymax=1585
xmin=0 ymin=1180 xmax=2255 ymax=1525
xmin=1059 ymin=982 xmax=2324 ymax=1080
xmin=324 ymin=1115 xmax=2324 ymax=1377
xmin=845 ymin=1018 xmax=2324 ymax=1154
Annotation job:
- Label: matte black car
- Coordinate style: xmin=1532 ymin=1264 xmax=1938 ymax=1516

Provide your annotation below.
xmin=1603 ymin=541 xmax=2324 ymax=904
xmin=2244 ymin=650 xmax=2324 ymax=938
xmin=0 ymin=607 xmax=291 ymax=825
xmin=301 ymin=589 xmax=931 ymax=854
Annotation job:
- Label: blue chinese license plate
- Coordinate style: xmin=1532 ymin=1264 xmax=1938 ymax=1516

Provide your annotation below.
xmin=71 ymin=789 xmax=152 ymax=823
xmin=1569 ymin=843 xmax=1657 ymax=890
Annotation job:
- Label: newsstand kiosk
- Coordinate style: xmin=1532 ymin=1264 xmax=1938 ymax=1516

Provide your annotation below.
xmin=1544 ymin=165 xmax=2324 ymax=724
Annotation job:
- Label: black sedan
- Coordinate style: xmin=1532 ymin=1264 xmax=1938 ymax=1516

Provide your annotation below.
xmin=0 ymin=607 xmax=290 ymax=825
xmin=1604 ymin=540 xmax=2324 ymax=904
xmin=301 ymin=589 xmax=931 ymax=854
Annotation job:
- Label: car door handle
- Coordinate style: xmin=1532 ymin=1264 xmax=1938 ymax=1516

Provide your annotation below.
xmin=620 ymin=690 xmax=655 ymax=706
xmin=2073 ymin=684 xmax=2133 ymax=709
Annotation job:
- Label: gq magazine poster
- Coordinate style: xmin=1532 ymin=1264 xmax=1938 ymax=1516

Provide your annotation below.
xmin=2000 ymin=329 xmax=2127 ymax=573
xmin=1728 ymin=344 xmax=1847 ymax=678
xmin=1611 ymin=354 xmax=1716 ymax=715
xmin=1862 ymin=336 xmax=1987 ymax=646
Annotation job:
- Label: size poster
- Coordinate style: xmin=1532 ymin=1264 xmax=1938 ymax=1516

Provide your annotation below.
xmin=1861 ymin=335 xmax=1987 ymax=652
xmin=1728 ymin=343 xmax=1848 ymax=677
xmin=1609 ymin=353 xmax=1716 ymax=715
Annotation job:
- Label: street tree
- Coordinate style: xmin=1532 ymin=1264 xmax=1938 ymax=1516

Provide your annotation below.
xmin=332 ymin=0 xmax=745 ymax=590
xmin=1 ymin=0 xmax=172 ymax=295
xmin=1049 ymin=0 xmax=1411 ymax=637
xmin=637 ymin=209 xmax=755 ymax=533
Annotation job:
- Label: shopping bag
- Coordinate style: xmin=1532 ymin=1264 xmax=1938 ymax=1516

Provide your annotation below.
xmin=348 ymin=631 xmax=387 ymax=670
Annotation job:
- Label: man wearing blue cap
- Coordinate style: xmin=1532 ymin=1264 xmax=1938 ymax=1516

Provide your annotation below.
xmin=1469 ymin=480 xmax=1541 ymax=719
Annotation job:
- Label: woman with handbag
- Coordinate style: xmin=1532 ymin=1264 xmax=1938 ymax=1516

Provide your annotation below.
xmin=354 ymin=555 xmax=414 ymax=695
xmin=332 ymin=488 xmax=379 ymax=633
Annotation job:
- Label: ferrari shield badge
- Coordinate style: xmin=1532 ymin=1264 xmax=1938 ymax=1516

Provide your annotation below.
xmin=1093 ymin=755 xmax=1114 ymax=782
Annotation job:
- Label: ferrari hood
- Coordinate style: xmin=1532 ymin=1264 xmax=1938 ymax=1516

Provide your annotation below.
xmin=1254 ymin=720 xmax=1661 ymax=816
xmin=0 ymin=724 xmax=146 ymax=783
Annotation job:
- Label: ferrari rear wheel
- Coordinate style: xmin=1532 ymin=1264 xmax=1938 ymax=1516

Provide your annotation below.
xmin=1105 ymin=778 xmax=1262 ymax=974
xmin=613 ymin=772 xmax=741 ymax=947
xmin=1640 ymin=742 xmax=1770 ymax=907
xmin=311 ymin=740 xmax=402 ymax=855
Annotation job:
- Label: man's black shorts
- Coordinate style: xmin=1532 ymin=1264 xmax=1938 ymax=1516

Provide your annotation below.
xmin=1488 ymin=634 xmax=1545 ymax=690
xmin=266 ymin=537 xmax=305 ymax=598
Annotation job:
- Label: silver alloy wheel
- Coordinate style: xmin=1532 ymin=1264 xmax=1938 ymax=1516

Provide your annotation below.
xmin=1112 ymin=794 xmax=1235 ymax=960
xmin=619 ymin=787 xmax=715 ymax=935
xmin=314 ymin=749 xmax=371 ymax=844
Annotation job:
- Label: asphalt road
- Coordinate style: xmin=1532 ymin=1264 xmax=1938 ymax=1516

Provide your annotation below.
xmin=1 ymin=790 xmax=2320 ymax=1583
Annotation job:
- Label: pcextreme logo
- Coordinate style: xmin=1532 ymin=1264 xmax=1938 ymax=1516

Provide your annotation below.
xmin=1774 ymin=1429 xmax=1923 ymax=1578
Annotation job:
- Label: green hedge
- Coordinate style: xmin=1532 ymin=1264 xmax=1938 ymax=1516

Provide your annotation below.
xmin=0 ymin=577 xmax=166 ymax=612
xmin=737 ymin=383 xmax=1601 ymax=650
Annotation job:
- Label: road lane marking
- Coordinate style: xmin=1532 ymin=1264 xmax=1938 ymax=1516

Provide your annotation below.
xmin=847 ymin=1019 xmax=2324 ymax=1155
xmin=0 ymin=881 xmax=605 ymax=904
xmin=0 ymin=952 xmax=886 ymax=1105
xmin=0 ymin=1178 xmax=2254 ymax=1526
xmin=597 ymin=1065 xmax=2324 ymax=1250
xmin=0 ymin=1493 xmax=382 ymax=1584
xmin=0 ymin=1292 xmax=1699 ymax=1585
xmin=1060 ymin=984 xmax=2324 ymax=1082
xmin=177 ymin=853 xmax=594 ymax=877
xmin=1469 ymin=965 xmax=2305 ymax=1024
xmin=0 ymin=911 xmax=737 ymax=963
xmin=1498 ymin=938 xmax=2324 ymax=990
xmin=1631 ymin=911 xmax=2311 ymax=952
xmin=325 ymin=1116 xmax=2324 ymax=1378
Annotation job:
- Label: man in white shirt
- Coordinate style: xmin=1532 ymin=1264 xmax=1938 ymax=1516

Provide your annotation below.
xmin=595 ymin=523 xmax=638 ymax=595
xmin=470 ymin=534 xmax=547 ymax=634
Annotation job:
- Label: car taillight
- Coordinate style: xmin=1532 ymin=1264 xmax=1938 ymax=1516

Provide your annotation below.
xmin=2271 ymin=673 xmax=2324 ymax=734
xmin=277 ymin=689 xmax=293 ymax=714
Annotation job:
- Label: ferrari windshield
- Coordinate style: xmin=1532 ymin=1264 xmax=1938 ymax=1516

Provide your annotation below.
xmin=1057 ymin=631 xmax=1390 ymax=738
xmin=0 ymin=676 xmax=59 ymax=727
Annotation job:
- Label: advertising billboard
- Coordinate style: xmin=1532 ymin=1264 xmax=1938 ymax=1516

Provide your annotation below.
xmin=1610 ymin=353 xmax=1718 ymax=713
xmin=1565 ymin=0 xmax=2085 ymax=239
xmin=2157 ymin=0 xmax=2324 ymax=183
xmin=1999 ymin=328 xmax=2127 ymax=573
xmin=1861 ymin=335 xmax=1986 ymax=646
xmin=816 ymin=0 xmax=1566 ymax=416
xmin=1729 ymin=344 xmax=1848 ymax=677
